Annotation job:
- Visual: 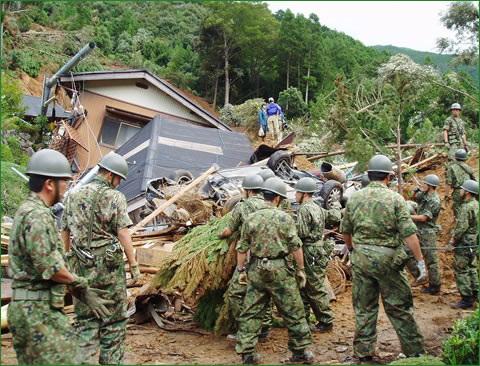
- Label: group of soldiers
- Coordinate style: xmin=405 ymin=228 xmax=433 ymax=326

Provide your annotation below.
xmin=8 ymin=149 xmax=138 ymax=364
xmin=6 ymin=100 xmax=478 ymax=365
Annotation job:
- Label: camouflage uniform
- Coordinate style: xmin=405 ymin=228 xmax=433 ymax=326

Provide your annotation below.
xmin=446 ymin=162 xmax=476 ymax=217
xmin=235 ymin=206 xmax=312 ymax=355
xmin=341 ymin=182 xmax=424 ymax=358
xmin=413 ymin=190 xmax=442 ymax=288
xmin=8 ymin=192 xmax=78 ymax=365
xmin=296 ymin=200 xmax=340 ymax=326
xmin=61 ymin=176 xmax=132 ymax=364
xmin=452 ymin=197 xmax=479 ymax=297
xmin=443 ymin=116 xmax=466 ymax=161
xmin=226 ymin=194 xmax=273 ymax=331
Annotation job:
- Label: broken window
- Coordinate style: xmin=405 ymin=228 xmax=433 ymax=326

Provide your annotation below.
xmin=99 ymin=118 xmax=141 ymax=148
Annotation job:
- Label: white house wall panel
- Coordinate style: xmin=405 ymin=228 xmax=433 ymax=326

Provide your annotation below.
xmin=85 ymin=79 xmax=207 ymax=125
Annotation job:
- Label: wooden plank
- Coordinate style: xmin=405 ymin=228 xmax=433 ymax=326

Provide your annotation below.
xmin=1 ymin=278 xmax=12 ymax=302
xmin=136 ymin=243 xmax=175 ymax=267
xmin=409 ymin=153 xmax=440 ymax=169
xmin=1 ymin=235 xmax=10 ymax=245
xmin=129 ymin=164 xmax=218 ymax=234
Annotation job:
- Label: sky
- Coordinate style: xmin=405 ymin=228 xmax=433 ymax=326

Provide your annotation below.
xmin=266 ymin=1 xmax=459 ymax=53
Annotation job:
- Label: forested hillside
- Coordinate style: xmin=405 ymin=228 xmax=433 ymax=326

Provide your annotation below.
xmin=374 ymin=45 xmax=479 ymax=85
xmin=1 ymin=1 xmax=478 ymax=172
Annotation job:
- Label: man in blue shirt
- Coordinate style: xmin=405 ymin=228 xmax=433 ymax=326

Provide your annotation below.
xmin=258 ymin=103 xmax=267 ymax=142
xmin=266 ymin=97 xmax=282 ymax=143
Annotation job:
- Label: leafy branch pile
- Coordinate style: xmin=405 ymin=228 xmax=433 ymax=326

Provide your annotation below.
xmin=442 ymin=308 xmax=479 ymax=365
xmin=149 ymin=213 xmax=237 ymax=303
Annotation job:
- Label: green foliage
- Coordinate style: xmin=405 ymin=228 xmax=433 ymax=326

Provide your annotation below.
xmin=7 ymin=49 xmax=41 ymax=78
xmin=278 ymin=87 xmax=307 ymax=119
xmin=5 ymin=137 xmax=29 ymax=167
xmin=389 ymin=356 xmax=445 ymax=365
xmin=194 ymin=289 xmax=226 ymax=332
xmin=442 ymin=308 xmax=479 ymax=365
xmin=1 ymin=73 xmax=26 ymax=125
xmin=220 ymin=98 xmax=265 ymax=132
xmin=17 ymin=14 xmax=32 ymax=32
xmin=0 ymin=161 xmax=29 ymax=219
xmin=1 ymin=144 xmax=14 ymax=163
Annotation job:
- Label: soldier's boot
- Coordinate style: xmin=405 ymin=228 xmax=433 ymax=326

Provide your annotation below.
xmin=286 ymin=350 xmax=314 ymax=365
xmin=258 ymin=327 xmax=270 ymax=342
xmin=421 ymin=285 xmax=441 ymax=295
xmin=310 ymin=322 xmax=333 ymax=332
xmin=451 ymin=296 xmax=474 ymax=309
xmin=242 ymin=353 xmax=261 ymax=365
xmin=473 ymin=290 xmax=478 ymax=303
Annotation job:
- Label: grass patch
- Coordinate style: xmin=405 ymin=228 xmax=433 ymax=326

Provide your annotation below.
xmin=1 ymin=161 xmax=29 ymax=218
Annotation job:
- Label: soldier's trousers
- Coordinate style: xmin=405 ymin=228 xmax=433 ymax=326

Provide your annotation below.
xmin=236 ymin=263 xmax=312 ymax=355
xmin=351 ymin=248 xmax=424 ymax=358
xmin=452 ymin=189 xmax=463 ymax=218
xmin=301 ymin=248 xmax=334 ymax=325
xmin=267 ymin=115 xmax=281 ymax=141
xmin=8 ymin=299 xmax=78 ymax=365
xmin=454 ymin=251 xmax=479 ymax=297
xmin=447 ymin=143 xmax=463 ymax=162
xmin=70 ymin=253 xmax=128 ymax=365
xmin=418 ymin=232 xmax=441 ymax=287
xmin=228 ymin=269 xmax=273 ymax=331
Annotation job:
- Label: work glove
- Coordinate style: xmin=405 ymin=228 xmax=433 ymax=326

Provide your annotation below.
xmin=130 ymin=263 xmax=141 ymax=284
xmin=238 ymin=272 xmax=248 ymax=285
xmin=331 ymin=201 xmax=342 ymax=210
xmin=416 ymin=260 xmax=427 ymax=283
xmin=70 ymin=275 xmax=114 ymax=319
xmin=447 ymin=241 xmax=455 ymax=252
xmin=413 ymin=186 xmax=421 ymax=193
xmin=296 ymin=268 xmax=307 ymax=289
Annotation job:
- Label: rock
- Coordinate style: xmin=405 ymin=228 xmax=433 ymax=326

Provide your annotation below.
xmin=2 ymin=216 xmax=13 ymax=224
xmin=25 ymin=147 xmax=35 ymax=157
xmin=336 ymin=346 xmax=348 ymax=353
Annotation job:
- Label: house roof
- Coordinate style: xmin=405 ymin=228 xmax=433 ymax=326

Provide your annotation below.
xmin=115 ymin=114 xmax=253 ymax=202
xmin=57 ymin=69 xmax=230 ymax=131
xmin=22 ymin=94 xmax=70 ymax=119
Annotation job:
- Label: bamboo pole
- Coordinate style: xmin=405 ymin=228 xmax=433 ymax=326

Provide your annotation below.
xmin=128 ymin=164 xmax=218 ymax=234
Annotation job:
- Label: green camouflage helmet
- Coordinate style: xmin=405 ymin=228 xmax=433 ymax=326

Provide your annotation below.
xmin=361 ymin=174 xmax=371 ymax=188
xmin=98 ymin=152 xmax=128 ymax=179
xmin=242 ymin=174 xmax=264 ymax=190
xmin=263 ymin=177 xmax=287 ymax=198
xmin=460 ymin=179 xmax=479 ymax=195
xmin=258 ymin=169 xmax=276 ymax=181
xmin=424 ymin=174 xmax=440 ymax=187
xmin=26 ymin=149 xmax=73 ymax=178
xmin=296 ymin=177 xmax=317 ymax=193
xmin=451 ymin=103 xmax=461 ymax=110
xmin=367 ymin=155 xmax=393 ymax=173
xmin=455 ymin=149 xmax=467 ymax=161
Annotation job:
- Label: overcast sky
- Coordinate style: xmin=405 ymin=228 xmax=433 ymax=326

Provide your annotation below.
xmin=266 ymin=1 xmax=459 ymax=53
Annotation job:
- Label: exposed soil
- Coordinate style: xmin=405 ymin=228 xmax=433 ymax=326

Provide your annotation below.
xmin=2 ymin=150 xmax=478 ymax=365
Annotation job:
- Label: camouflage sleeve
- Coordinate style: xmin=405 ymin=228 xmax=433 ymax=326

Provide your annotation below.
xmin=325 ymin=208 xmax=341 ymax=226
xmin=418 ymin=200 xmax=433 ymax=220
xmin=60 ymin=195 xmax=71 ymax=232
xmin=413 ymin=189 xmax=425 ymax=203
xmin=340 ymin=202 xmax=353 ymax=234
xmin=27 ymin=213 xmax=65 ymax=280
xmin=114 ymin=192 xmax=133 ymax=231
xmin=284 ymin=215 xmax=302 ymax=252
xmin=228 ymin=203 xmax=243 ymax=232
xmin=446 ymin=166 xmax=453 ymax=185
xmin=453 ymin=206 xmax=468 ymax=240
xmin=442 ymin=117 xmax=450 ymax=131
xmin=236 ymin=220 xmax=250 ymax=253
xmin=396 ymin=197 xmax=417 ymax=238
xmin=295 ymin=205 xmax=310 ymax=239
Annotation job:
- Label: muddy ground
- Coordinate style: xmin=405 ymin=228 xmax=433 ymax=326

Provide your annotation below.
xmin=1 ymin=150 xmax=478 ymax=365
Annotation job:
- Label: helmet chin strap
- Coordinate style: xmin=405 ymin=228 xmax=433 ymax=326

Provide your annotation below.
xmin=54 ymin=180 xmax=60 ymax=204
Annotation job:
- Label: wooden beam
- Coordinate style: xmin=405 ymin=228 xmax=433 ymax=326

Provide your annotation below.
xmin=129 ymin=164 xmax=218 ymax=234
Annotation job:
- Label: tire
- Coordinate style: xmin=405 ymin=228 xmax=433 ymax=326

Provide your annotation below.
xmin=221 ymin=195 xmax=242 ymax=216
xmin=320 ymin=180 xmax=343 ymax=209
xmin=169 ymin=169 xmax=193 ymax=185
xmin=267 ymin=150 xmax=291 ymax=174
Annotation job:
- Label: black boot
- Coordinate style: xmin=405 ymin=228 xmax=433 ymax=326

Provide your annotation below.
xmin=473 ymin=290 xmax=478 ymax=303
xmin=258 ymin=327 xmax=270 ymax=342
xmin=286 ymin=350 xmax=314 ymax=365
xmin=421 ymin=285 xmax=441 ymax=295
xmin=242 ymin=353 xmax=261 ymax=365
xmin=310 ymin=322 xmax=333 ymax=332
xmin=451 ymin=296 xmax=474 ymax=309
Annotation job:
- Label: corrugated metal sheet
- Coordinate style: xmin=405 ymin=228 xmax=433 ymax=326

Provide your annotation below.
xmin=84 ymin=79 xmax=206 ymax=124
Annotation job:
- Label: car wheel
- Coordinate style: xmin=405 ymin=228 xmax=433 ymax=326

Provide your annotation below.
xmin=320 ymin=180 xmax=343 ymax=209
xmin=267 ymin=150 xmax=291 ymax=176
xmin=169 ymin=170 xmax=193 ymax=185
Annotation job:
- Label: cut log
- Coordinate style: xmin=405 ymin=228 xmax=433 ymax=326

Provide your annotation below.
xmin=129 ymin=164 xmax=218 ymax=234
xmin=409 ymin=153 xmax=440 ymax=169
xmin=1 ymin=304 xmax=8 ymax=329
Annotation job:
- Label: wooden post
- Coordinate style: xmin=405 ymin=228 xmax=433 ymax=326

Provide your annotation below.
xmin=129 ymin=164 xmax=218 ymax=234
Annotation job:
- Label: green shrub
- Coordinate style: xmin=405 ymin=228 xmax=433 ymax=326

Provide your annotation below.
xmin=6 ymin=136 xmax=29 ymax=167
xmin=0 ymin=161 xmax=29 ymax=219
xmin=1 ymin=144 xmax=15 ymax=163
xmin=389 ymin=356 xmax=445 ymax=365
xmin=8 ymin=49 xmax=42 ymax=78
xmin=17 ymin=14 xmax=32 ymax=32
xmin=442 ymin=308 xmax=479 ymax=365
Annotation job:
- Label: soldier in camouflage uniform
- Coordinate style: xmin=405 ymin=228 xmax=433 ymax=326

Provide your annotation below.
xmin=410 ymin=175 xmax=442 ymax=294
xmin=218 ymin=174 xmax=272 ymax=340
xmin=449 ymin=180 xmax=479 ymax=309
xmin=341 ymin=155 xmax=426 ymax=363
xmin=235 ymin=177 xmax=313 ymax=365
xmin=8 ymin=149 xmax=113 ymax=365
xmin=294 ymin=177 xmax=341 ymax=332
xmin=61 ymin=152 xmax=140 ymax=364
xmin=446 ymin=149 xmax=476 ymax=218
xmin=443 ymin=103 xmax=468 ymax=162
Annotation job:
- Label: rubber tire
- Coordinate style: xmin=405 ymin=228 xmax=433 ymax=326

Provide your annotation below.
xmin=267 ymin=150 xmax=292 ymax=173
xmin=320 ymin=180 xmax=343 ymax=209
xmin=221 ymin=195 xmax=242 ymax=216
xmin=169 ymin=169 xmax=193 ymax=185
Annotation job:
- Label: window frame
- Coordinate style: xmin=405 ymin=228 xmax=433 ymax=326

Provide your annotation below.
xmin=98 ymin=115 xmax=142 ymax=149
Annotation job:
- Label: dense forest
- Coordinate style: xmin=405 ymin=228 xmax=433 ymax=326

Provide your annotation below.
xmin=1 ymin=1 xmax=478 ymax=171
